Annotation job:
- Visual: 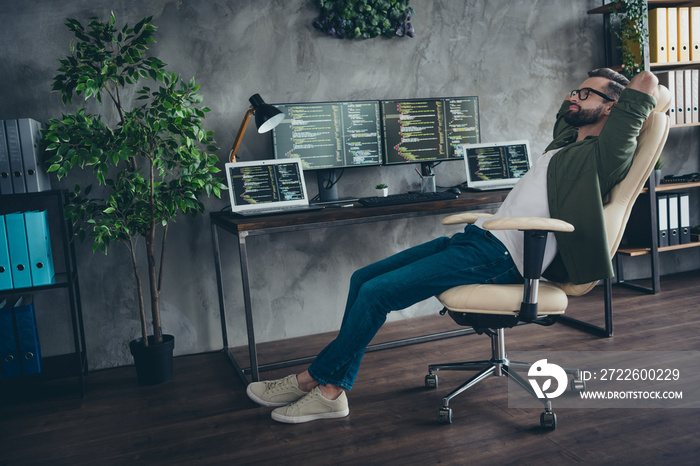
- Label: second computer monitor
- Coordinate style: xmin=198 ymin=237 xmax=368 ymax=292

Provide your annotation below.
xmin=381 ymin=97 xmax=480 ymax=166
xmin=271 ymin=100 xmax=384 ymax=170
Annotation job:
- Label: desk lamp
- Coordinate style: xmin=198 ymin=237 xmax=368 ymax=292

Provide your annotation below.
xmin=229 ymin=94 xmax=285 ymax=163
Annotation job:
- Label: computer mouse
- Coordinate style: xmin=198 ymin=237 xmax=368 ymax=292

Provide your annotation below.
xmin=447 ymin=187 xmax=461 ymax=195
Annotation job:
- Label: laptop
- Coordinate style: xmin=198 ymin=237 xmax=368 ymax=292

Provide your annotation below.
xmin=225 ymin=158 xmax=323 ymax=216
xmin=460 ymin=140 xmax=532 ymax=191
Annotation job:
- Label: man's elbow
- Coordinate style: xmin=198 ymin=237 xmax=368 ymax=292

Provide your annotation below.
xmin=627 ymin=71 xmax=659 ymax=100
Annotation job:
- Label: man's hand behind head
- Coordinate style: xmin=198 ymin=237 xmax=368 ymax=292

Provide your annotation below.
xmin=627 ymin=71 xmax=659 ymax=100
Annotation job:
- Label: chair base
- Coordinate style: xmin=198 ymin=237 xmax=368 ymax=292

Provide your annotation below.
xmin=425 ymin=327 xmax=584 ymax=429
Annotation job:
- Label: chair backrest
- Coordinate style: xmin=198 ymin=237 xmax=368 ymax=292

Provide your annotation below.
xmin=559 ymin=84 xmax=671 ymax=296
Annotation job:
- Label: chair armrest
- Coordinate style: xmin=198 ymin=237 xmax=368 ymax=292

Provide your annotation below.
xmin=442 ymin=213 xmax=493 ymax=225
xmin=481 ymin=217 xmax=574 ymax=323
xmin=482 ymin=216 xmax=574 ymax=233
xmin=442 ymin=215 xmax=574 ymax=233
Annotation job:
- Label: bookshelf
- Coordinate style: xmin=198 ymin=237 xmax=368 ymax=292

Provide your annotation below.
xmin=590 ymin=1 xmax=700 ymax=293
xmin=0 ymin=190 xmax=87 ymax=396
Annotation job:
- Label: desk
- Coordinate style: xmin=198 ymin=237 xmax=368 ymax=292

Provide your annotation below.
xmin=210 ymin=191 xmax=508 ymax=386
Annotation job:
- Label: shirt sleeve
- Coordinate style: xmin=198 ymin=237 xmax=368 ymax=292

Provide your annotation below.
xmin=594 ymin=88 xmax=657 ymax=193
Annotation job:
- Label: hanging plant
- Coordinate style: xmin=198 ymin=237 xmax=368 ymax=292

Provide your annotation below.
xmin=609 ymin=0 xmax=648 ymax=78
xmin=312 ymin=0 xmax=414 ymax=40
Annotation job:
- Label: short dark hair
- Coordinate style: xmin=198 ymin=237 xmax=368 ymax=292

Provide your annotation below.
xmin=588 ymin=68 xmax=629 ymax=101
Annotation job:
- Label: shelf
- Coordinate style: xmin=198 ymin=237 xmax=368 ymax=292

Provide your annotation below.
xmin=601 ymin=62 xmax=700 ymax=73
xmin=588 ymin=3 xmax=623 ymax=15
xmin=647 ymin=0 xmax=700 ymax=7
xmin=655 ymin=180 xmax=700 ymax=191
xmin=0 ymin=272 xmax=78 ymax=294
xmin=670 ymin=122 xmax=700 ymax=128
xmin=651 ymin=61 xmax=700 ymax=72
xmin=0 ymin=190 xmax=86 ymax=397
xmin=641 ymin=180 xmax=700 ymax=192
xmin=618 ymin=240 xmax=700 ymax=256
xmin=608 ymin=61 xmax=700 ymax=74
xmin=589 ymin=1 xmax=700 ymax=15
xmin=644 ymin=180 xmax=700 ymax=192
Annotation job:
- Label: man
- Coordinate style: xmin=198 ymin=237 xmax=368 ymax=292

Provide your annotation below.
xmin=246 ymin=69 xmax=659 ymax=424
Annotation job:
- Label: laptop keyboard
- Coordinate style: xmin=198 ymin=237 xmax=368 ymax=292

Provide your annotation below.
xmin=468 ymin=184 xmax=515 ymax=191
xmin=358 ymin=191 xmax=458 ymax=207
xmin=234 ymin=205 xmax=323 ymax=217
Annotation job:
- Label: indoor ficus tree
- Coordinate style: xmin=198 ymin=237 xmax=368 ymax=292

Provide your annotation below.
xmin=43 ymin=13 xmax=226 ymax=347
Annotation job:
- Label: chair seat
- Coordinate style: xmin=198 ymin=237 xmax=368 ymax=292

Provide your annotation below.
xmin=437 ymin=282 xmax=568 ymax=316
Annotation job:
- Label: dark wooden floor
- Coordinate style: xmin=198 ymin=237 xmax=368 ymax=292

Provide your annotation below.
xmin=2 ymin=270 xmax=700 ymax=465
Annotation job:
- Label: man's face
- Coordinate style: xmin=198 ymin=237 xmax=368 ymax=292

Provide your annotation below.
xmin=564 ymin=77 xmax=614 ymax=127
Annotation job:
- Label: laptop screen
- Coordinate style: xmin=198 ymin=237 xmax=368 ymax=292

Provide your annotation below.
xmin=461 ymin=140 xmax=532 ymax=190
xmin=225 ymin=158 xmax=310 ymax=212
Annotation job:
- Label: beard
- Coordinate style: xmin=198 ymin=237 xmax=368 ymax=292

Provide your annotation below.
xmin=564 ymin=104 xmax=605 ymax=127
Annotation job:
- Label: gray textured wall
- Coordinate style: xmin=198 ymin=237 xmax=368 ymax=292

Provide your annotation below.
xmin=1 ymin=1 xmax=697 ymax=371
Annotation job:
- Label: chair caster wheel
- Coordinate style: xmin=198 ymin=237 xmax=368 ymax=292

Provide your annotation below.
xmin=425 ymin=374 xmax=438 ymax=389
xmin=437 ymin=407 xmax=453 ymax=424
xmin=540 ymin=411 xmax=557 ymax=430
xmin=570 ymin=378 xmax=586 ymax=392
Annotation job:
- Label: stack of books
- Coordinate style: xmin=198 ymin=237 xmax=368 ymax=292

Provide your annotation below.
xmin=625 ymin=192 xmax=692 ymax=248
xmin=657 ymin=70 xmax=700 ymax=125
xmin=647 ymin=7 xmax=700 ymax=64
xmin=0 ymin=210 xmax=55 ymax=291
xmin=0 ymin=295 xmax=42 ymax=378
xmin=0 ymin=118 xmax=50 ymax=195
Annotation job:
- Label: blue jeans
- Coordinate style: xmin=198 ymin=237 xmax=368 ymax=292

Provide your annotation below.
xmin=307 ymin=224 xmax=522 ymax=390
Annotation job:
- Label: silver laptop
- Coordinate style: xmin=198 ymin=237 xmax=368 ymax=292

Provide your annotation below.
xmin=225 ymin=158 xmax=323 ymax=216
xmin=461 ymin=140 xmax=532 ymax=191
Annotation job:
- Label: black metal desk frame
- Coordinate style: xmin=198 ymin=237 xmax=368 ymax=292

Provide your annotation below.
xmin=210 ymin=193 xmax=508 ymax=387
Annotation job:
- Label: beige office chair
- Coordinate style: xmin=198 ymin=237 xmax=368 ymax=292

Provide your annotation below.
xmin=426 ymin=84 xmax=671 ymax=429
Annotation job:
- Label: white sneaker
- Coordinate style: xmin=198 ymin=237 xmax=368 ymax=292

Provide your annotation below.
xmin=271 ymin=386 xmax=349 ymax=424
xmin=246 ymin=374 xmax=308 ymax=407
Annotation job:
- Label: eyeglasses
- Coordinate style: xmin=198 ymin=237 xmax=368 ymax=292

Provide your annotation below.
xmin=570 ymin=87 xmax=615 ymax=102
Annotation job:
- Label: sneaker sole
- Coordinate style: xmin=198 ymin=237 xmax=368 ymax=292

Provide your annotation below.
xmin=271 ymin=408 xmax=350 ymax=424
xmin=246 ymin=385 xmax=297 ymax=408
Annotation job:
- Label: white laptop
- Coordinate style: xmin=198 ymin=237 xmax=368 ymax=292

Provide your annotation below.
xmin=225 ymin=158 xmax=323 ymax=216
xmin=460 ymin=140 xmax=532 ymax=191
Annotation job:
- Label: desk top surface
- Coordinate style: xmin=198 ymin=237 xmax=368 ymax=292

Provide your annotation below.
xmin=210 ymin=190 xmax=508 ymax=235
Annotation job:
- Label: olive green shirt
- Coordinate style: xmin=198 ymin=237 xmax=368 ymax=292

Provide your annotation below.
xmin=542 ymin=88 xmax=657 ymax=285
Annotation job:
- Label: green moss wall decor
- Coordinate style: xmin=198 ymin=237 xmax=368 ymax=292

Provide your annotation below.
xmin=312 ymin=0 xmax=414 ymax=39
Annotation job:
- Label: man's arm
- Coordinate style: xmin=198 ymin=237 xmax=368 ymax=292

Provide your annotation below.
xmin=594 ymin=72 xmax=658 ymax=193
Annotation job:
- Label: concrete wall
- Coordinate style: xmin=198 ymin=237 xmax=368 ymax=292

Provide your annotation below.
xmin=1 ymin=1 xmax=697 ymax=370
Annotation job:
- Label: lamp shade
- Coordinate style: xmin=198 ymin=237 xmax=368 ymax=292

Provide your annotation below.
xmin=249 ymin=94 xmax=284 ymax=133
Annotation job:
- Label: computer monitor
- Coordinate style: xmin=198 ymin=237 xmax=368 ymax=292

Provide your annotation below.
xmin=380 ymin=96 xmax=480 ymax=175
xmin=272 ymin=100 xmax=383 ymax=202
xmin=444 ymin=97 xmax=481 ymax=157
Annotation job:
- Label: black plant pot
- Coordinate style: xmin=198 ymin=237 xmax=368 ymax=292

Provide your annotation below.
xmin=129 ymin=334 xmax=175 ymax=386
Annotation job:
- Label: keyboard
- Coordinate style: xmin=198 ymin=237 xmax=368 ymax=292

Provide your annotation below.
xmin=358 ymin=191 xmax=458 ymax=207
xmin=233 ymin=205 xmax=324 ymax=217
xmin=660 ymin=173 xmax=700 ymax=184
